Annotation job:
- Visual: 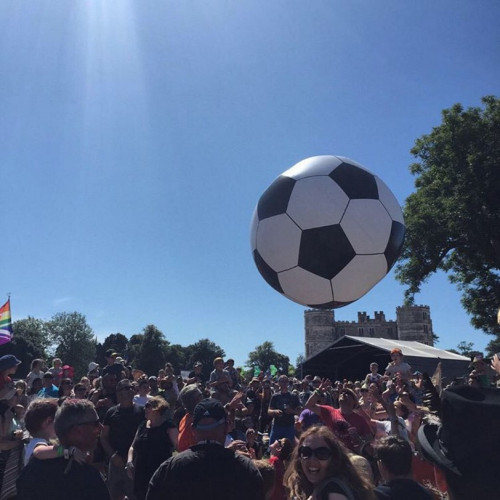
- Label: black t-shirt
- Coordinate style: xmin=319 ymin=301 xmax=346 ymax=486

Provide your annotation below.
xmin=269 ymin=392 xmax=300 ymax=427
xmin=133 ymin=419 xmax=176 ymax=497
xmin=146 ymin=443 xmax=264 ymax=500
xmin=316 ymin=478 xmax=353 ymax=500
xmin=374 ymin=478 xmax=435 ymax=500
xmin=103 ymin=404 xmax=144 ymax=457
xmin=188 ymin=370 xmax=206 ymax=384
xmin=17 ymin=457 xmax=110 ymax=500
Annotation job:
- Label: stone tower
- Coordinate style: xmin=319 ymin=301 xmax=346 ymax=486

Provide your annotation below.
xmin=304 ymin=309 xmax=336 ymax=359
xmin=396 ymin=305 xmax=434 ymax=345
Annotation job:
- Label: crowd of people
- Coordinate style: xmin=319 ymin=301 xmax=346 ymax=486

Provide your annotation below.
xmin=0 ymin=346 xmax=498 ymax=499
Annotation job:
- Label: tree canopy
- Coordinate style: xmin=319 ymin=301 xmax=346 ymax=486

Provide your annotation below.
xmin=246 ymin=341 xmax=290 ymax=375
xmin=96 ymin=333 xmax=129 ymax=367
xmin=396 ymin=96 xmax=500 ymax=335
xmin=0 ymin=317 xmax=50 ymax=377
xmin=46 ymin=312 xmax=96 ymax=379
xmin=184 ymin=339 xmax=225 ymax=381
xmin=135 ymin=325 xmax=168 ymax=375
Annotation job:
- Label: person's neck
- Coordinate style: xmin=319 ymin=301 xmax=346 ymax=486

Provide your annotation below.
xmin=34 ymin=432 xmax=55 ymax=442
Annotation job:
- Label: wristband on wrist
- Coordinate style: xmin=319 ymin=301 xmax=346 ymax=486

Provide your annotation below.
xmin=56 ymin=445 xmax=63 ymax=457
xmin=314 ymin=389 xmax=322 ymax=397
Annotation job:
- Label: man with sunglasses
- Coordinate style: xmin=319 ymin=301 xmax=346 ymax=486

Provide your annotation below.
xmin=101 ymin=379 xmax=144 ymax=500
xmin=305 ymin=382 xmax=373 ymax=451
xmin=17 ymin=399 xmax=109 ymax=500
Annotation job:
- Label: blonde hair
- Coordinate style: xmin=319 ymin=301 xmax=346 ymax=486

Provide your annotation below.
xmin=147 ymin=396 xmax=169 ymax=415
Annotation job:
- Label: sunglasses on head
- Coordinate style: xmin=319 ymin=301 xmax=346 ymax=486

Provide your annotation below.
xmin=299 ymin=446 xmax=332 ymax=461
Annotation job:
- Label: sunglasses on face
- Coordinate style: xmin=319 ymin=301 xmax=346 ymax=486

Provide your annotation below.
xmin=299 ymin=446 xmax=333 ymax=461
xmin=144 ymin=403 xmax=157 ymax=409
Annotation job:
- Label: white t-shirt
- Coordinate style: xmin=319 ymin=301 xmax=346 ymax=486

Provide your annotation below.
xmin=385 ymin=362 xmax=412 ymax=380
xmin=374 ymin=417 xmax=410 ymax=442
xmin=133 ymin=395 xmax=151 ymax=407
xmin=26 ymin=371 xmax=45 ymax=389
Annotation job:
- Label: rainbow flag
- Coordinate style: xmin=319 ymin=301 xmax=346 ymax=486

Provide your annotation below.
xmin=0 ymin=299 xmax=12 ymax=345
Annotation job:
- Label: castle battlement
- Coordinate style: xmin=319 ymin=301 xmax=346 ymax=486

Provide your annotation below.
xmin=304 ymin=305 xmax=433 ymax=359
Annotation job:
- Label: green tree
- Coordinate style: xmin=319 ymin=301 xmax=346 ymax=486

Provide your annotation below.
xmin=135 ymin=325 xmax=168 ymax=375
xmin=486 ymin=336 xmax=500 ymax=358
xmin=127 ymin=334 xmax=144 ymax=366
xmin=0 ymin=317 xmax=50 ymax=378
xmin=184 ymin=339 xmax=225 ymax=382
xmin=295 ymin=354 xmax=305 ymax=379
xmin=96 ymin=333 xmax=129 ymax=366
xmin=165 ymin=344 xmax=186 ymax=374
xmin=457 ymin=341 xmax=474 ymax=357
xmin=246 ymin=341 xmax=290 ymax=375
xmin=47 ymin=312 xmax=96 ymax=380
xmin=396 ymin=96 xmax=500 ymax=335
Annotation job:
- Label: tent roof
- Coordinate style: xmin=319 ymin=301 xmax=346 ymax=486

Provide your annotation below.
xmin=336 ymin=337 xmax=469 ymax=361
xmin=301 ymin=336 xmax=470 ymax=381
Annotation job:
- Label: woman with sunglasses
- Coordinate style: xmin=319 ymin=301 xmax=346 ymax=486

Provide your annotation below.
xmin=126 ymin=396 xmax=178 ymax=500
xmin=58 ymin=378 xmax=74 ymax=399
xmin=284 ymin=426 xmax=375 ymax=500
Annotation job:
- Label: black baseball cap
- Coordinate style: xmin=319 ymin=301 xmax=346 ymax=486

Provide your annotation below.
xmin=192 ymin=398 xmax=226 ymax=429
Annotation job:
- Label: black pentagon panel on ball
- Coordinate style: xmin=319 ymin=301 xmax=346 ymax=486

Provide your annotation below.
xmin=252 ymin=249 xmax=284 ymax=294
xmin=257 ymin=176 xmax=296 ymax=221
xmin=298 ymin=225 xmax=356 ymax=280
xmin=329 ymin=163 xmax=379 ymax=200
xmin=384 ymin=221 xmax=406 ymax=269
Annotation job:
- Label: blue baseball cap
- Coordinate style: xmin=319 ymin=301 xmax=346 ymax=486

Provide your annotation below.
xmin=0 ymin=355 xmax=21 ymax=372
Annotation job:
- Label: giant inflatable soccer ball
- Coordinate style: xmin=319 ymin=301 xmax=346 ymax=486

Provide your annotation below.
xmin=250 ymin=155 xmax=405 ymax=308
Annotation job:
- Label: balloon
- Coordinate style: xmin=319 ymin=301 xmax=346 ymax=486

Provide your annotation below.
xmin=250 ymin=155 xmax=405 ymax=308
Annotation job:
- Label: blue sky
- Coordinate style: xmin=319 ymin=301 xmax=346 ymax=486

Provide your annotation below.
xmin=1 ymin=1 xmax=499 ymax=368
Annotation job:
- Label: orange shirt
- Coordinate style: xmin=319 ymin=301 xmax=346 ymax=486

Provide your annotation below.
xmin=177 ymin=413 xmax=196 ymax=452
